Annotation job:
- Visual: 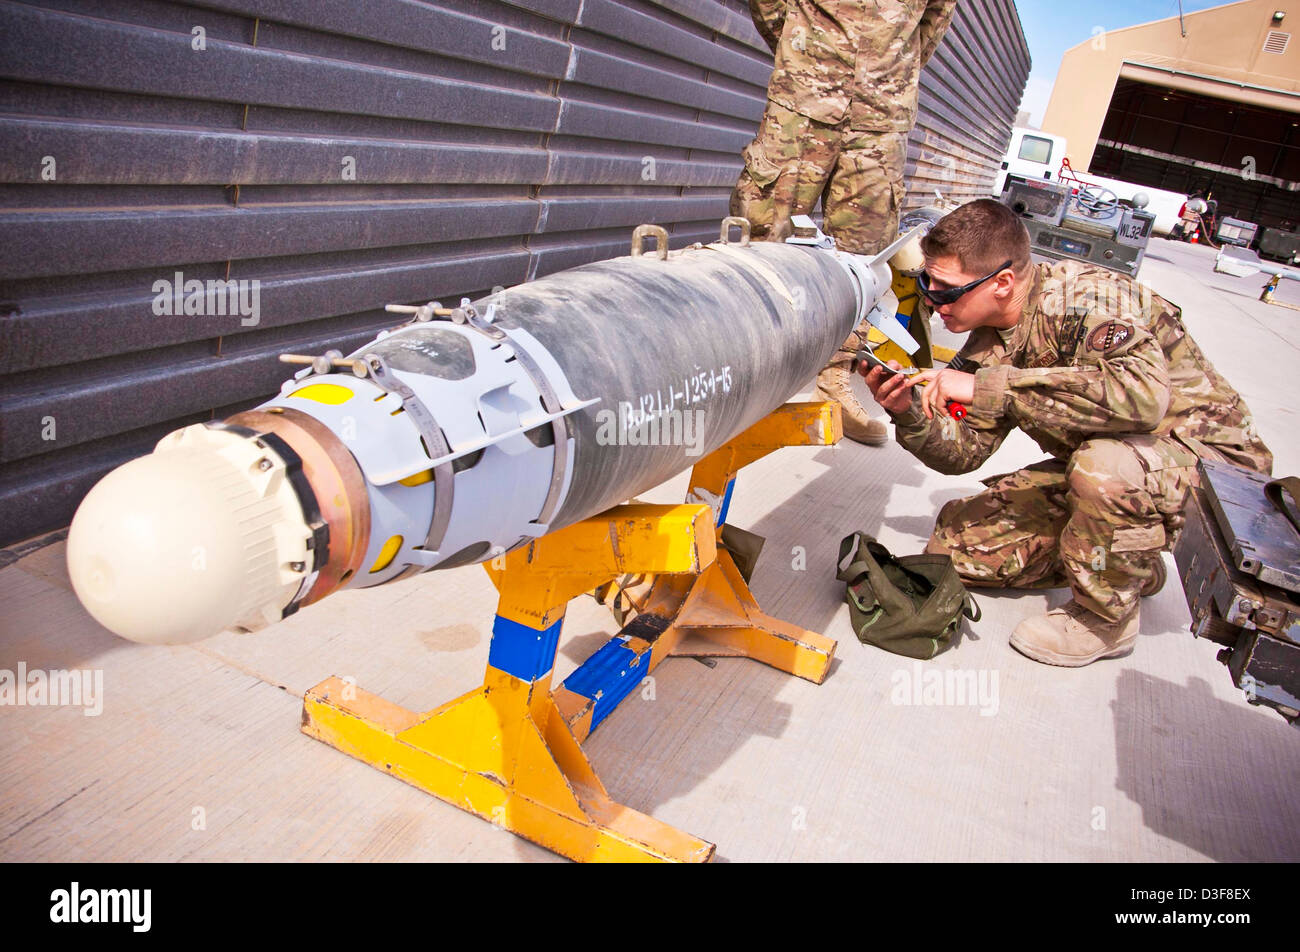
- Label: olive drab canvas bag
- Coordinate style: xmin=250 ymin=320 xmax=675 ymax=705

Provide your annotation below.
xmin=836 ymin=532 xmax=980 ymax=660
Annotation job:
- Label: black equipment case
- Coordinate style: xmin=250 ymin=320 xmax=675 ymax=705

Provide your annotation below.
xmin=1173 ymin=459 xmax=1300 ymax=727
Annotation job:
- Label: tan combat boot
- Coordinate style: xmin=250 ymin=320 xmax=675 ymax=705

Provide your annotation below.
xmin=815 ymin=364 xmax=888 ymax=446
xmin=1010 ymin=600 xmax=1139 ymax=667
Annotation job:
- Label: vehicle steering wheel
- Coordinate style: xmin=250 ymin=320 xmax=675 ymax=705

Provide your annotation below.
xmin=1074 ymin=184 xmax=1120 ymax=216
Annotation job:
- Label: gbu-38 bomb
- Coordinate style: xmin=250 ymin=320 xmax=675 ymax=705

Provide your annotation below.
xmin=67 ymin=219 xmax=917 ymax=645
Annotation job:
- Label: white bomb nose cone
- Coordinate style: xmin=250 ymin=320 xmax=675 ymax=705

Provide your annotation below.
xmin=67 ymin=424 xmax=314 ymax=644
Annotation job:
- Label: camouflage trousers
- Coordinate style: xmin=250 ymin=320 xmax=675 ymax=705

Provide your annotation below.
xmin=924 ymin=435 xmax=1200 ymax=623
xmin=730 ymin=99 xmax=906 ymax=256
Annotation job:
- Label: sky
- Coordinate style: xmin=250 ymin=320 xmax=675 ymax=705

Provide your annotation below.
xmin=1015 ymin=0 xmax=1242 ymax=126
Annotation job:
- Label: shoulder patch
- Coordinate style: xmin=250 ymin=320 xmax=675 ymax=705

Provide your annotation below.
xmin=1085 ymin=321 xmax=1134 ymax=354
xmin=1058 ymin=308 xmax=1090 ymax=364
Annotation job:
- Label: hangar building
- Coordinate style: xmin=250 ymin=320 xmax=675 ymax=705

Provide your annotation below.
xmin=1042 ymin=0 xmax=1300 ymax=231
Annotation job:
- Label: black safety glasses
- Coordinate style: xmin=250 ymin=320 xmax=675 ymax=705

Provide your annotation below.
xmin=918 ymin=260 xmax=1012 ymax=306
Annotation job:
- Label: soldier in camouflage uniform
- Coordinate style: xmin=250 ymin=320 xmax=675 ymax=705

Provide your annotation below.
xmin=864 ymin=199 xmax=1273 ymax=666
xmin=732 ymin=0 xmax=957 ymax=445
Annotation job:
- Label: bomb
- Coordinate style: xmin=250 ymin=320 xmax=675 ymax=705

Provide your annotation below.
xmin=67 ymin=219 xmax=918 ymax=645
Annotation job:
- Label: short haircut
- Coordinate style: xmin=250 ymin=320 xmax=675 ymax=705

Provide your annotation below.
xmin=921 ymin=199 xmax=1032 ymax=278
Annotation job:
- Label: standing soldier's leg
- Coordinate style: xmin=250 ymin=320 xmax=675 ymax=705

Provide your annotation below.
xmin=823 ymin=130 xmax=906 ymax=255
xmin=730 ymin=100 xmax=838 ymax=245
xmin=923 ymin=461 xmax=1073 ymax=589
xmin=813 ymin=130 xmax=909 ymax=445
xmin=1011 ymin=437 xmax=1196 ymax=666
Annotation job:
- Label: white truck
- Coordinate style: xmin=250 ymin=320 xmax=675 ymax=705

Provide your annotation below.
xmin=993 ymin=127 xmax=1187 ymax=236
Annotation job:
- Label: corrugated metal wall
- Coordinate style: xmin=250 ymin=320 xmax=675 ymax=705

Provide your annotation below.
xmin=912 ymin=0 xmax=1031 ymax=199
xmin=0 ymin=0 xmax=1029 ymax=547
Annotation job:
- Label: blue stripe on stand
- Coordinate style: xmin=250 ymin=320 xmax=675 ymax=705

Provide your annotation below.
xmin=717 ymin=477 xmax=736 ymax=526
xmin=487 ymin=614 xmax=564 ymax=683
xmin=560 ymin=636 xmax=648 ymax=733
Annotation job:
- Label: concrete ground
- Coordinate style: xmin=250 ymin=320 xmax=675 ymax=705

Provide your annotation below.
xmin=2 ymin=238 xmax=1297 ymax=863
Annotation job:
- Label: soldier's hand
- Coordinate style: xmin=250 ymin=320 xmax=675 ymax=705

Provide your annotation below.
xmin=911 ymin=368 xmax=976 ymax=420
xmin=861 ymin=360 xmax=916 ymax=415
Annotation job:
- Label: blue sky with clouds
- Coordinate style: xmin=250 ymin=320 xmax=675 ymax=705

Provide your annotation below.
xmin=1016 ymin=0 xmax=1241 ymax=125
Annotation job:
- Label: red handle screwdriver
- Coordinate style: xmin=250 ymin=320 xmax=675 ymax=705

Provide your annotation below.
xmin=852 ymin=349 xmax=967 ymax=421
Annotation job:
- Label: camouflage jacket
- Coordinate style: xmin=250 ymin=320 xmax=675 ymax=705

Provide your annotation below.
xmin=891 ymin=260 xmax=1275 ymax=476
xmin=748 ymin=0 xmax=957 ymax=132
